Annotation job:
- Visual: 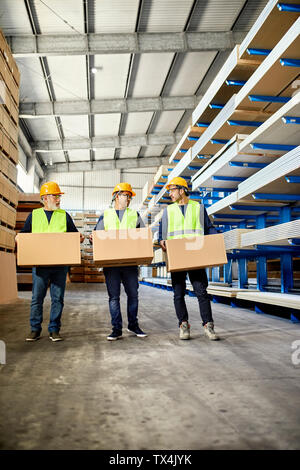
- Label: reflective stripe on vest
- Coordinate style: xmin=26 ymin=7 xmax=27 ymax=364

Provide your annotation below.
xmin=32 ymin=208 xmax=67 ymax=233
xmin=167 ymin=200 xmax=204 ymax=239
xmin=103 ymin=208 xmax=138 ymax=230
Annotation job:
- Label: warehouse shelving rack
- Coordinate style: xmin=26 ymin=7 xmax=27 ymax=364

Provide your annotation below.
xmin=139 ymin=3 xmax=300 ymax=322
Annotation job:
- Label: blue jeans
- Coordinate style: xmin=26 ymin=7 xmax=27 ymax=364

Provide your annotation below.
xmin=30 ymin=266 xmax=69 ymax=333
xmin=103 ymin=266 xmax=139 ymax=332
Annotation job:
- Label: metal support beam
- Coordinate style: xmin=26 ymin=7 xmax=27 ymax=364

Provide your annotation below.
xmin=32 ymin=132 xmax=184 ymax=152
xmin=19 ymin=96 xmax=201 ymax=118
xmin=44 ymin=155 xmax=169 ymax=173
xmin=7 ymin=31 xmax=245 ymax=57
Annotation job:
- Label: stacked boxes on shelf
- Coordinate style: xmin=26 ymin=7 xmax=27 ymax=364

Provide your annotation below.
xmin=15 ymin=193 xmax=43 ymax=289
xmin=69 ymin=212 xmax=85 ymax=282
xmin=0 ymin=28 xmax=20 ymax=302
xmin=69 ymin=211 xmax=105 ymax=283
xmin=83 ymin=212 xmax=105 ymax=283
xmin=0 ymin=28 xmax=19 ymax=254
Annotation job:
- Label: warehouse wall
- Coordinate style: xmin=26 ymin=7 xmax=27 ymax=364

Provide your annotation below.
xmin=45 ymin=168 xmax=157 ymax=212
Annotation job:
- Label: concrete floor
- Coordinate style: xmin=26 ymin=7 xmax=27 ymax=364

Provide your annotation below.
xmin=0 ymin=282 xmax=300 ymax=450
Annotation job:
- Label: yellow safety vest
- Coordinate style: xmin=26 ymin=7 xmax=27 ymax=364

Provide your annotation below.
xmin=32 ymin=208 xmax=67 ymax=233
xmin=167 ymin=200 xmax=204 ymax=239
xmin=103 ymin=208 xmax=138 ymax=230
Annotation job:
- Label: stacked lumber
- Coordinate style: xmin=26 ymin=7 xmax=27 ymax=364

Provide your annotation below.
xmin=223 ymin=228 xmax=255 ymax=250
xmin=241 ymin=220 xmax=300 ymax=247
xmin=0 ymin=29 xmax=20 ymax=302
xmin=16 ymin=193 xmax=43 ymax=289
xmin=236 ymin=291 xmax=300 ymax=310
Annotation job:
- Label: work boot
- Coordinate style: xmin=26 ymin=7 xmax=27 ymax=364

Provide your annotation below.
xmin=49 ymin=331 xmax=63 ymax=342
xmin=107 ymin=330 xmax=123 ymax=341
xmin=204 ymin=322 xmax=219 ymax=340
xmin=127 ymin=325 xmax=147 ymax=337
xmin=26 ymin=331 xmax=41 ymax=342
xmin=179 ymin=321 xmax=190 ymax=340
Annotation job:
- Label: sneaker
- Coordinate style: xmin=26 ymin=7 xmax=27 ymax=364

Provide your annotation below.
xmin=26 ymin=331 xmax=41 ymax=342
xmin=49 ymin=331 xmax=63 ymax=342
xmin=127 ymin=326 xmax=147 ymax=338
xmin=204 ymin=322 xmax=219 ymax=340
xmin=179 ymin=321 xmax=190 ymax=340
xmin=107 ymin=330 xmax=122 ymax=341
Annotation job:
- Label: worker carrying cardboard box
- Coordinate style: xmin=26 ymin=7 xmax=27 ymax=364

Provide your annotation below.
xmin=18 ymin=182 xmax=84 ymax=342
xmin=91 ymin=182 xmax=148 ymax=341
xmin=159 ymin=176 xmax=219 ymax=341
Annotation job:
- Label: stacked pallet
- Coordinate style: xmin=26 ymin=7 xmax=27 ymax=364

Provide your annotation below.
xmin=68 ymin=212 xmax=85 ymax=282
xmin=69 ymin=211 xmax=105 ymax=283
xmin=15 ymin=193 xmax=43 ymax=290
xmin=0 ymin=29 xmax=20 ymax=302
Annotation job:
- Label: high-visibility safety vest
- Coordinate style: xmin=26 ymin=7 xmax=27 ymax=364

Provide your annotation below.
xmin=167 ymin=200 xmax=204 ymax=239
xmin=32 ymin=208 xmax=67 ymax=233
xmin=103 ymin=208 xmax=138 ymax=230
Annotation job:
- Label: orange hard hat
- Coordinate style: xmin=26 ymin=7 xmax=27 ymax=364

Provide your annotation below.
xmin=112 ymin=182 xmax=136 ymax=197
xmin=40 ymin=182 xmax=64 ymax=197
xmin=166 ymin=176 xmax=188 ymax=191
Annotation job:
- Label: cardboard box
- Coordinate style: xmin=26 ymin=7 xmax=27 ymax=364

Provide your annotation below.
xmin=16 ymin=232 xmax=82 ymax=267
xmin=0 ymin=252 xmax=18 ymax=303
xmin=92 ymin=227 xmax=153 ymax=267
xmin=165 ymin=234 xmax=228 ymax=272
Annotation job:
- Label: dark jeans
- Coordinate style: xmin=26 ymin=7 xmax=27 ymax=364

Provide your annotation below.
xmin=30 ymin=266 xmax=68 ymax=333
xmin=171 ymin=268 xmax=213 ymax=326
xmin=103 ymin=265 xmax=139 ymax=331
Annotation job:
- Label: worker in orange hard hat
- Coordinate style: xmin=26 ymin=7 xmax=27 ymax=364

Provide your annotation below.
xmin=158 ymin=175 xmax=219 ymax=341
xmin=19 ymin=181 xmax=84 ymax=343
xmin=91 ymin=182 xmax=147 ymax=341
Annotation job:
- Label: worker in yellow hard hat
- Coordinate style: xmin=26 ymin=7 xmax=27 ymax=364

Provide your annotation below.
xmin=20 ymin=182 xmax=84 ymax=342
xmin=91 ymin=182 xmax=147 ymax=341
xmin=158 ymin=176 xmax=219 ymax=341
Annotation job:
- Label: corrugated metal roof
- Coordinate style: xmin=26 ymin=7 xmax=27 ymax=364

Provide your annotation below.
xmin=94 ymin=0 xmax=140 ymax=33
xmin=26 ymin=117 xmax=59 ymax=140
xmin=233 ymin=0 xmax=269 ymax=31
xmin=131 ymin=53 xmax=175 ymax=97
xmin=32 ymin=0 xmax=85 ymax=34
xmin=141 ymin=145 xmax=166 ymax=157
xmin=124 ymin=112 xmax=154 ymax=135
xmin=139 ymin=0 xmax=195 ymax=32
xmin=18 ymin=58 xmax=50 ymax=102
xmin=166 ymin=51 xmax=217 ymax=96
xmin=188 ymin=0 xmax=245 ymax=32
xmin=152 ymin=110 xmax=185 ymax=133
xmin=68 ymin=149 xmax=90 ymax=162
xmin=0 ymin=0 xmax=32 ymax=35
xmin=94 ymin=54 xmax=131 ymax=99
xmin=119 ymin=147 xmax=141 ymax=159
xmin=94 ymin=149 xmax=116 ymax=160
xmin=47 ymin=56 xmax=87 ymax=100
xmin=94 ymin=114 xmax=121 ymax=136
xmin=60 ymin=116 xmax=89 ymax=139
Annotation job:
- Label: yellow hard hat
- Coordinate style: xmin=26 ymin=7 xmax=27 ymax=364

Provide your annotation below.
xmin=166 ymin=176 xmax=188 ymax=191
xmin=112 ymin=182 xmax=136 ymax=197
xmin=40 ymin=182 xmax=64 ymax=197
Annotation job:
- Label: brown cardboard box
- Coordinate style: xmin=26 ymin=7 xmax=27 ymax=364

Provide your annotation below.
xmin=0 ymin=252 xmax=18 ymax=303
xmin=165 ymin=234 xmax=227 ymax=272
xmin=92 ymin=227 xmax=153 ymax=267
xmin=16 ymin=232 xmax=82 ymax=267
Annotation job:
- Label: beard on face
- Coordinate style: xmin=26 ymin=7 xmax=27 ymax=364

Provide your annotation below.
xmin=46 ymin=198 xmax=60 ymax=211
